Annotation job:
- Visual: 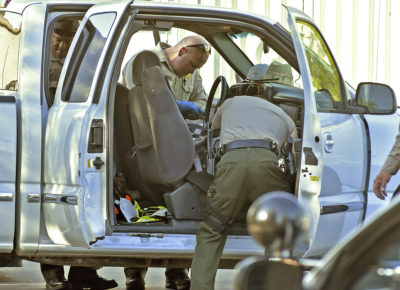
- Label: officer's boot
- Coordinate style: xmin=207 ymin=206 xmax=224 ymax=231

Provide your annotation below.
xmin=165 ymin=268 xmax=191 ymax=290
xmin=124 ymin=267 xmax=147 ymax=290
xmin=40 ymin=264 xmax=72 ymax=290
xmin=68 ymin=266 xmax=118 ymax=289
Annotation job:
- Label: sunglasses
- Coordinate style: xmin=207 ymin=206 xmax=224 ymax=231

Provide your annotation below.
xmin=186 ymin=43 xmax=212 ymax=55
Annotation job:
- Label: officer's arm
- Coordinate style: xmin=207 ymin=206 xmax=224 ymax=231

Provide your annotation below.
xmin=382 ymin=126 xmax=400 ymax=175
xmin=211 ymin=106 xmax=222 ymax=130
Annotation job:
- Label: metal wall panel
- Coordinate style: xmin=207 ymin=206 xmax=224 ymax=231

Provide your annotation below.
xmin=157 ymin=0 xmax=399 ymax=100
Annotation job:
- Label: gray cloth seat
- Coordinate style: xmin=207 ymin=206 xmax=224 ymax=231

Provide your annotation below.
xmin=128 ymin=50 xmax=195 ymax=203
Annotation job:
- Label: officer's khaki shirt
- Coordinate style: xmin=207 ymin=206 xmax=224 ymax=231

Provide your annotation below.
xmin=382 ymin=123 xmax=400 ymax=174
xmin=49 ymin=53 xmax=64 ymax=89
xmin=211 ymin=95 xmax=298 ymax=150
xmin=121 ymin=43 xmax=207 ymax=109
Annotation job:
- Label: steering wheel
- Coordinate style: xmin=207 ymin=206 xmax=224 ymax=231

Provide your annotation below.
xmin=204 ymin=75 xmax=229 ymax=124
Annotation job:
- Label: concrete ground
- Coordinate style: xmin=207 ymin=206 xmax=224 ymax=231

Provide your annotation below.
xmin=0 ymin=260 xmax=235 ymax=289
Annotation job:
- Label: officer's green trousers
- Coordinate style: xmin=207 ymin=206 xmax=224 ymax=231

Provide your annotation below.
xmin=190 ymin=147 xmax=293 ymax=290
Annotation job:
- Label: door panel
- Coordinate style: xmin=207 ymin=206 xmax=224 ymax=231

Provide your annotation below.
xmin=286 ymin=7 xmax=366 ymax=257
xmin=43 ymin=2 xmax=130 ymax=248
xmin=307 ymin=113 xmax=367 ymax=256
xmin=286 ymin=7 xmax=324 ymax=255
xmin=0 ymin=97 xmax=17 ymax=252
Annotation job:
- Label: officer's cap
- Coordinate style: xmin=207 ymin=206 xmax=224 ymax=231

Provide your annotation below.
xmin=53 ymin=19 xmax=79 ymax=37
xmin=265 ymin=61 xmax=293 ymax=85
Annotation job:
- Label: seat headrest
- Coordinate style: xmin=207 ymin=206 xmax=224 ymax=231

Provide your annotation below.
xmin=131 ymin=50 xmax=162 ymax=86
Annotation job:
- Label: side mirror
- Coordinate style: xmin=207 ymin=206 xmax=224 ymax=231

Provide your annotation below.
xmin=355 ymin=82 xmax=397 ymax=114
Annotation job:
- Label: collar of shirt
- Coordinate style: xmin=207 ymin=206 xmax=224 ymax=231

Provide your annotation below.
xmin=154 ymin=42 xmax=174 ymax=71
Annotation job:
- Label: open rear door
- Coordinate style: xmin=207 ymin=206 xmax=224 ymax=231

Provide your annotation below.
xmin=42 ymin=1 xmax=132 ymax=247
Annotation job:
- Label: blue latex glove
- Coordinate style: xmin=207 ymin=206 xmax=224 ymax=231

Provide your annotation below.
xmin=176 ymin=100 xmax=205 ymax=120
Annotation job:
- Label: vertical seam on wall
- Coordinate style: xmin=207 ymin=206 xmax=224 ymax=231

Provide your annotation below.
xmin=368 ymin=0 xmax=375 ymax=81
xmin=352 ymin=0 xmax=358 ymax=85
xmin=385 ymin=0 xmax=391 ymax=83
xmin=336 ymin=0 xmax=342 ymax=65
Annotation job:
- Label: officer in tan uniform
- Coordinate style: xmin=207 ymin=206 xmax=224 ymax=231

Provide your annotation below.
xmin=122 ymin=35 xmax=209 ymax=120
xmin=48 ymin=20 xmax=77 ymax=105
xmin=121 ymin=35 xmax=211 ymax=290
xmin=190 ymin=68 xmax=297 ymax=290
xmin=373 ymin=125 xmax=400 ymax=200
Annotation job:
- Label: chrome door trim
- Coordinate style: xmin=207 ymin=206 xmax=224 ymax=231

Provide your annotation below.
xmin=320 ymin=201 xmax=365 ymax=215
xmin=0 ymin=193 xmax=13 ymax=202
xmin=43 ymin=194 xmax=78 ymax=205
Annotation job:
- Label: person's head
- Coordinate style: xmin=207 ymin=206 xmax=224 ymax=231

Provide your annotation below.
xmin=165 ymin=35 xmax=211 ymax=78
xmin=51 ymin=19 xmax=78 ymax=59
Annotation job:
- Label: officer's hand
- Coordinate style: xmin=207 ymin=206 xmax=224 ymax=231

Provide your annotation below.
xmin=373 ymin=170 xmax=392 ymax=200
xmin=176 ymin=100 xmax=205 ymax=120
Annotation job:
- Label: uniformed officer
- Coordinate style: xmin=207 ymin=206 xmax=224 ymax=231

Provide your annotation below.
xmin=373 ymin=124 xmax=400 ymax=200
xmin=190 ymin=81 xmax=297 ymax=289
xmin=42 ymin=18 xmax=117 ymax=290
xmin=121 ymin=35 xmax=211 ymax=290
xmin=48 ymin=19 xmax=77 ymax=105
xmin=122 ymin=35 xmax=210 ymax=120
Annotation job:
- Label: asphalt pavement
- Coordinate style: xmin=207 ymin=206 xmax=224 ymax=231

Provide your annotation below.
xmin=0 ymin=260 xmax=235 ymax=289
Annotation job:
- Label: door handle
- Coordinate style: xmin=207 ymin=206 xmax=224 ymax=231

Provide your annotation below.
xmin=43 ymin=194 xmax=78 ymax=205
xmin=324 ymin=132 xmax=334 ymax=153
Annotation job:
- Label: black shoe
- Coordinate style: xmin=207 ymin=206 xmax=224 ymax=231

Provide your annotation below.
xmin=165 ymin=268 xmax=190 ymax=290
xmin=125 ymin=267 xmax=146 ymax=290
xmin=45 ymin=277 xmax=72 ymax=290
xmin=68 ymin=267 xmax=118 ymax=290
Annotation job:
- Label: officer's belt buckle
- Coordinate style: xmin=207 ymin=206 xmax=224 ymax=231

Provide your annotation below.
xmin=222 ymin=139 xmax=277 ymax=155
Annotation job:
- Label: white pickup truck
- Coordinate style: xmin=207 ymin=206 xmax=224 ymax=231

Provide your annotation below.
xmin=0 ymin=0 xmax=399 ymax=269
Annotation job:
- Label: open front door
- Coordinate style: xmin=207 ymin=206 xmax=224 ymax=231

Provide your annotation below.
xmin=285 ymin=7 xmax=324 ymax=256
xmin=287 ymin=7 xmax=368 ymax=257
xmin=42 ymin=1 xmax=132 ymax=248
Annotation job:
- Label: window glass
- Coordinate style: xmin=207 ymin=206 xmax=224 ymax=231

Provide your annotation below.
xmin=296 ymin=20 xmax=344 ymax=111
xmin=229 ymin=32 xmax=303 ymax=89
xmin=62 ymin=13 xmax=116 ymax=102
xmin=48 ymin=16 xmax=81 ymax=106
xmin=0 ymin=12 xmax=21 ymax=91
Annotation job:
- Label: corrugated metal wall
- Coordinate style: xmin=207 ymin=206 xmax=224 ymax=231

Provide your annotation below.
xmin=156 ymin=0 xmax=400 ymax=99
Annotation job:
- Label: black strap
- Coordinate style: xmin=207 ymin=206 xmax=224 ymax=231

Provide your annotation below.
xmin=198 ymin=192 xmax=234 ymax=234
xmin=222 ymin=139 xmax=276 ymax=154
xmin=187 ymin=171 xmax=213 ymax=193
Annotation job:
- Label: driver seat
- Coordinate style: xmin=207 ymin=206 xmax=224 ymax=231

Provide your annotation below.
xmin=128 ymin=50 xmax=195 ymax=204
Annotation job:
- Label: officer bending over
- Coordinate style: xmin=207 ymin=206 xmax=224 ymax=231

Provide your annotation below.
xmin=190 ymin=85 xmax=297 ymax=289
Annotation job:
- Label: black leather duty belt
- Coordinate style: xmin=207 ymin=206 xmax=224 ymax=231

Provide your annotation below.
xmin=222 ymin=139 xmax=277 ymax=155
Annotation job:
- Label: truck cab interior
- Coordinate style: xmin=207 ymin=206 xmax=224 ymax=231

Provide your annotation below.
xmin=110 ymin=17 xmax=306 ymax=236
